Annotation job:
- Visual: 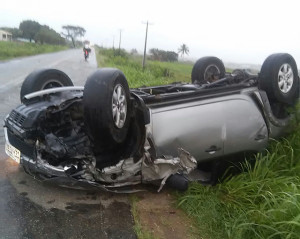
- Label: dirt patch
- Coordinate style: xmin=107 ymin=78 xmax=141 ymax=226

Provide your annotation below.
xmin=134 ymin=189 xmax=200 ymax=239
xmin=0 ymin=155 xmax=19 ymax=179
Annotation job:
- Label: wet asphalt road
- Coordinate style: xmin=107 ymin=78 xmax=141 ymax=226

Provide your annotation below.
xmin=0 ymin=50 xmax=136 ymax=239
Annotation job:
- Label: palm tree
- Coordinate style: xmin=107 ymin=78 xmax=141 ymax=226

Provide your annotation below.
xmin=178 ymin=44 xmax=189 ymax=58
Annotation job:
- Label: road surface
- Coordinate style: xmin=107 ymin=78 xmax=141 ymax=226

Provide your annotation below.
xmin=0 ymin=49 xmax=136 ymax=239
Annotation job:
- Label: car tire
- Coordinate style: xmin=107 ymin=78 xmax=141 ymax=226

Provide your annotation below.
xmin=191 ymin=56 xmax=225 ymax=84
xmin=83 ymin=68 xmax=131 ymax=153
xmin=259 ymin=53 xmax=299 ymax=105
xmin=20 ymin=69 xmax=73 ymax=102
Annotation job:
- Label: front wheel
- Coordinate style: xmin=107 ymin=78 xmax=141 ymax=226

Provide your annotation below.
xmin=20 ymin=69 xmax=73 ymax=103
xmin=83 ymin=68 xmax=131 ymax=153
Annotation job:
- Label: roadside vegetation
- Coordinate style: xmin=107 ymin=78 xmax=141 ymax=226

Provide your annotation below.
xmin=0 ymin=41 xmax=68 ymax=61
xmin=178 ymin=123 xmax=300 ymax=239
xmin=96 ymin=46 xmax=192 ymax=87
xmin=1 ymin=20 xmax=86 ymax=61
xmin=96 ymin=48 xmax=300 ymax=239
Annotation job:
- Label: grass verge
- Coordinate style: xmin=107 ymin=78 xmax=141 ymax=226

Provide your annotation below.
xmin=130 ymin=195 xmax=155 ymax=239
xmin=177 ymin=122 xmax=300 ymax=239
xmin=0 ymin=41 xmax=68 ymax=61
xmin=95 ymin=47 xmax=192 ymax=87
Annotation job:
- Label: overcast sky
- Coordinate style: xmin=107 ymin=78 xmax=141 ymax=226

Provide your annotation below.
xmin=1 ymin=0 xmax=300 ymax=65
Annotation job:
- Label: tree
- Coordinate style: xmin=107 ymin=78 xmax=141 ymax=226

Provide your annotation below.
xmin=149 ymin=48 xmax=178 ymax=62
xmin=130 ymin=48 xmax=138 ymax=55
xmin=35 ymin=25 xmax=66 ymax=45
xmin=178 ymin=44 xmax=189 ymax=58
xmin=34 ymin=26 xmax=48 ymax=44
xmin=165 ymin=51 xmax=178 ymax=62
xmin=149 ymin=48 xmax=160 ymax=60
xmin=61 ymin=25 xmax=86 ymax=48
xmin=19 ymin=20 xmax=41 ymax=42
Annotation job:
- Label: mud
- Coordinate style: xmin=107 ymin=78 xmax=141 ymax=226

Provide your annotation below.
xmin=134 ymin=190 xmax=200 ymax=239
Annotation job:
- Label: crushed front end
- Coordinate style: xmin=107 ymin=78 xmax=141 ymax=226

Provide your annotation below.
xmin=4 ymin=89 xmax=197 ymax=192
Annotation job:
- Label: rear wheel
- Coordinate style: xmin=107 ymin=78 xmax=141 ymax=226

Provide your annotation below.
xmin=191 ymin=57 xmax=225 ymax=84
xmin=259 ymin=53 xmax=299 ymax=118
xmin=83 ymin=68 xmax=131 ymax=153
xmin=20 ymin=69 xmax=73 ymax=103
xmin=259 ymin=53 xmax=299 ymax=105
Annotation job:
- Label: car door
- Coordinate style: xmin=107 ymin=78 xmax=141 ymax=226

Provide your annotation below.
xmin=150 ymin=98 xmax=225 ymax=161
xmin=221 ymin=94 xmax=268 ymax=155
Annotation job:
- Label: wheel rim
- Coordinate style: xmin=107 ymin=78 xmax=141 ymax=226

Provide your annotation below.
xmin=204 ymin=64 xmax=221 ymax=83
xmin=42 ymin=79 xmax=64 ymax=89
xmin=278 ymin=63 xmax=293 ymax=93
xmin=112 ymin=84 xmax=127 ymax=128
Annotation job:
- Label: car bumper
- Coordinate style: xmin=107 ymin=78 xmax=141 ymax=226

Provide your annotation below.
xmin=4 ymin=127 xmax=140 ymax=192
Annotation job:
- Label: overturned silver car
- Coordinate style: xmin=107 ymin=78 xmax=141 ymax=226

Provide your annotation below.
xmin=4 ymin=53 xmax=299 ymax=192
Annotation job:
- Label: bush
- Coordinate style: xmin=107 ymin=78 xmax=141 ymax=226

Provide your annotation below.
xmin=0 ymin=41 xmax=68 ymax=60
xmin=96 ymin=47 xmax=176 ymax=87
xmin=98 ymin=47 xmax=129 ymax=59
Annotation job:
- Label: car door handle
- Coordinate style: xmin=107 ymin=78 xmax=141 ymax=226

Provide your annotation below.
xmin=205 ymin=145 xmax=221 ymax=154
xmin=255 ymin=134 xmax=266 ymax=141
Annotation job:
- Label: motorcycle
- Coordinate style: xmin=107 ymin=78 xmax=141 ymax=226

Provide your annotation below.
xmin=84 ymin=49 xmax=89 ymax=61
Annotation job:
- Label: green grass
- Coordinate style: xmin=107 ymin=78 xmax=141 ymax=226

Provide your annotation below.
xmin=95 ymin=47 xmax=192 ymax=88
xmin=149 ymin=60 xmax=193 ymax=83
xmin=177 ymin=123 xmax=300 ymax=239
xmin=0 ymin=41 xmax=68 ymax=60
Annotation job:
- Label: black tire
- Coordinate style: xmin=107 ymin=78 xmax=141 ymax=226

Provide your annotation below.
xmin=20 ymin=69 xmax=73 ymax=102
xmin=83 ymin=68 xmax=131 ymax=152
xmin=259 ymin=53 xmax=299 ymax=105
xmin=191 ymin=56 xmax=225 ymax=84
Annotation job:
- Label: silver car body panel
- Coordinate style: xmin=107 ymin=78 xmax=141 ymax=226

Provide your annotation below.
xmin=149 ymin=89 xmax=269 ymax=162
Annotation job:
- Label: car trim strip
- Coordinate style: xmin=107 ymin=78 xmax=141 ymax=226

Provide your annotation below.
xmin=24 ymin=86 xmax=84 ymax=100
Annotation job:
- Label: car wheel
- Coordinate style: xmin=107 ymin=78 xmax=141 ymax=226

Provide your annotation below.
xmin=20 ymin=69 xmax=73 ymax=102
xmin=259 ymin=53 xmax=299 ymax=106
xmin=83 ymin=68 xmax=131 ymax=153
xmin=191 ymin=56 xmax=225 ymax=84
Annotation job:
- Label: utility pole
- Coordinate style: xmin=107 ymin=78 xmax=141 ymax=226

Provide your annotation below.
xmin=142 ymin=21 xmax=153 ymax=69
xmin=112 ymin=35 xmax=115 ymax=55
xmin=118 ymin=29 xmax=122 ymax=55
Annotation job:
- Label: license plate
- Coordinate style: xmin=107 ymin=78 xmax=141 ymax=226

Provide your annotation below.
xmin=5 ymin=143 xmax=21 ymax=164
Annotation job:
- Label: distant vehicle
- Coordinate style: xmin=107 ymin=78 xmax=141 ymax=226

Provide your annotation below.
xmin=4 ymin=53 xmax=299 ymax=192
xmin=83 ymin=43 xmax=91 ymax=60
